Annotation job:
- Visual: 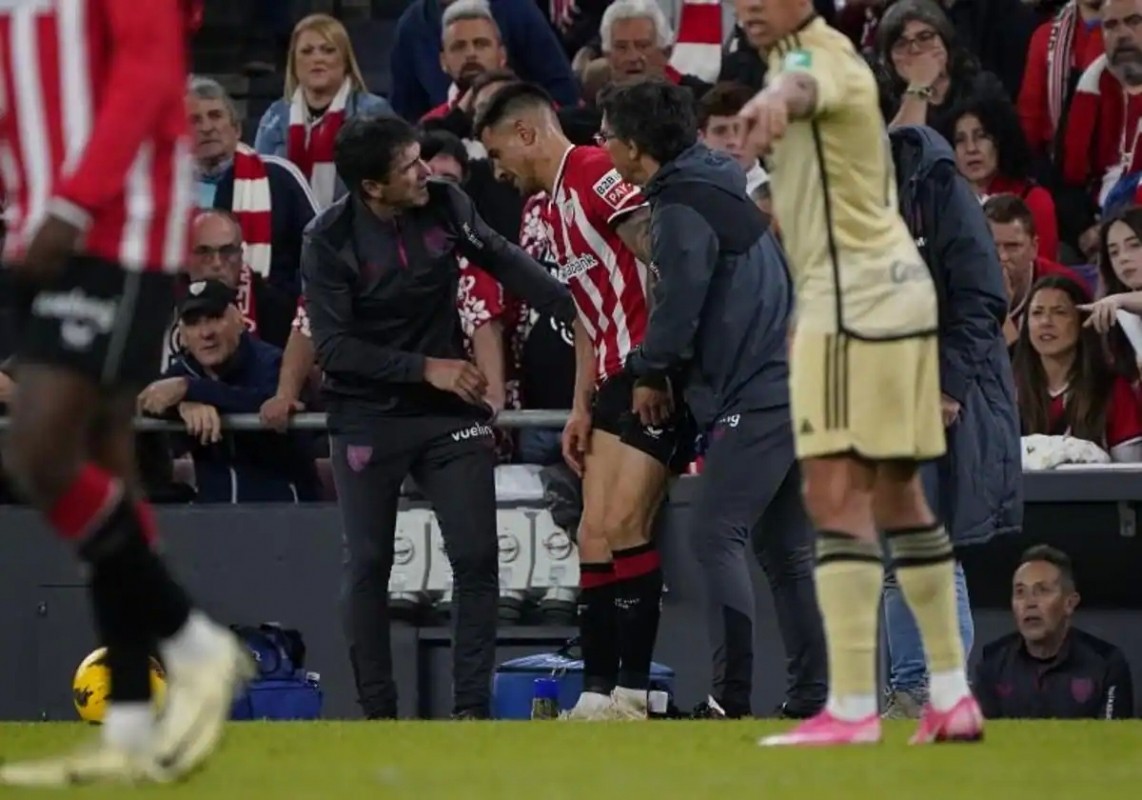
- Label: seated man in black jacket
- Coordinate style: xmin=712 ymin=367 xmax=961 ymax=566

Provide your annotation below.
xmin=139 ymin=280 xmax=319 ymax=504
xmin=303 ymin=115 xmax=575 ymax=720
xmin=974 ymin=545 xmax=1135 ymax=719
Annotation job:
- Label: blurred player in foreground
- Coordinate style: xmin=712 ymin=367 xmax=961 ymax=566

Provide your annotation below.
xmin=738 ymin=0 xmax=983 ymax=745
xmin=0 ymin=0 xmax=250 ymax=786
xmin=476 ymin=83 xmax=689 ymax=720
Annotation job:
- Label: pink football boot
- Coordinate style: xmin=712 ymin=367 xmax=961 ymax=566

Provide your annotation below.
xmin=909 ymin=694 xmax=985 ymax=744
xmin=758 ymin=710 xmax=882 ymax=747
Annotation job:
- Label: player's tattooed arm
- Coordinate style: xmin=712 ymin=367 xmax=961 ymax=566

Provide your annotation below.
xmin=770 ymin=72 xmax=820 ymax=120
xmin=615 ymin=207 xmax=654 ymax=266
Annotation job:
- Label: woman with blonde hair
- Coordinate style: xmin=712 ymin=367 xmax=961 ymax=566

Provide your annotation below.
xmin=255 ymin=13 xmax=394 ymax=208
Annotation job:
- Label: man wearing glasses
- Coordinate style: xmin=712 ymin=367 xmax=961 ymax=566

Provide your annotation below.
xmin=184 ymin=211 xmax=297 ymax=351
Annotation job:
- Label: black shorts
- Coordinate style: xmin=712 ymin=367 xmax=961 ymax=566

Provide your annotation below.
xmin=591 ymin=372 xmax=695 ymax=472
xmin=17 ymin=256 xmax=175 ymax=390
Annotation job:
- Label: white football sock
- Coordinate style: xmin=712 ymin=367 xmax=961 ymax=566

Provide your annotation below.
xmin=102 ymin=703 xmax=154 ymax=753
xmin=825 ymin=693 xmax=877 ymax=721
xmin=929 ymin=669 xmax=971 ymax=712
xmin=159 ymin=610 xmax=223 ymax=666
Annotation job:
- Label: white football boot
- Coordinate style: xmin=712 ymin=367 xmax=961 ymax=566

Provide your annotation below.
xmin=0 ymin=741 xmax=169 ymax=787
xmin=604 ymin=687 xmax=649 ymax=720
xmin=150 ymin=622 xmax=254 ymax=780
xmin=559 ymin=691 xmax=614 ymax=720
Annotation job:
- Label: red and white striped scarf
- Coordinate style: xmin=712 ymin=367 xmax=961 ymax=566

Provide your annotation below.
xmin=230 ymin=143 xmax=273 ymax=278
xmin=668 ymin=0 xmax=724 ymax=84
xmin=288 ymin=78 xmax=351 ymax=209
xmin=1047 ymin=3 xmax=1079 ymax=133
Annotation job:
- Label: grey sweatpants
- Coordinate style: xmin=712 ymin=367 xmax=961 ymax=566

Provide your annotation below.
xmin=691 ymin=406 xmax=828 ymax=716
xmin=330 ymin=414 xmax=499 ymax=718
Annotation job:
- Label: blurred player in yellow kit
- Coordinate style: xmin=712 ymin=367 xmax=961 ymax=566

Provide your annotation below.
xmin=737 ymin=0 xmax=984 ymax=746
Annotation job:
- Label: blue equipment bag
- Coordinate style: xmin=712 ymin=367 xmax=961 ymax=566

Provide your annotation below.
xmin=492 ymin=637 xmax=675 ymax=720
xmin=229 ymin=623 xmax=322 ymax=721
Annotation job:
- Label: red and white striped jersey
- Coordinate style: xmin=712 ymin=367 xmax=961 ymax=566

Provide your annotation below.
xmin=544 ymin=146 xmax=648 ymax=382
xmin=0 ymin=0 xmax=195 ymax=273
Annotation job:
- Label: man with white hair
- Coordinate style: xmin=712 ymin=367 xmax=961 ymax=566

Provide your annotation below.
xmin=599 ymin=0 xmax=713 ymax=93
xmin=188 ymin=76 xmax=318 ymax=299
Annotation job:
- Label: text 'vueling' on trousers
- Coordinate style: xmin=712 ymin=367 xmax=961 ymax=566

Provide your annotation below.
xmin=330 ymin=414 xmax=500 ymax=718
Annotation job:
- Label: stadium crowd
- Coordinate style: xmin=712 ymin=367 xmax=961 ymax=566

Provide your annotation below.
xmin=0 ymin=0 xmax=1137 ymax=498
xmin=0 ymin=0 xmax=1137 ymax=720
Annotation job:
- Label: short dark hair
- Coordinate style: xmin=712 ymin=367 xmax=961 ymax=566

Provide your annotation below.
xmin=982 ymin=193 xmax=1036 ymax=237
xmin=334 ymin=115 xmax=420 ymax=193
xmin=1018 ymin=545 xmax=1076 ymax=591
xmin=419 ymin=128 xmax=469 ymax=177
xmin=597 ymin=78 xmax=697 ymax=165
xmin=697 ymin=81 xmax=754 ymax=131
xmin=472 ymin=81 xmax=554 ymax=138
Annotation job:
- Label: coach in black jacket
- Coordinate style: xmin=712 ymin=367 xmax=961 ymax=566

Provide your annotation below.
xmin=600 ymin=80 xmax=827 ymax=719
xmin=883 ymin=124 xmax=1022 ymax=716
xmin=303 ymin=116 xmax=575 ymax=720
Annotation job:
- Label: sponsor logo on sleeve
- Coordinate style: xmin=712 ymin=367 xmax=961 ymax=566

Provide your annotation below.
xmin=592 ymin=169 xmax=637 ymax=209
xmin=784 ymin=49 xmax=813 ymax=71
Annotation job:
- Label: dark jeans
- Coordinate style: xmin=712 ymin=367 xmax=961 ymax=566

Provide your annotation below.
xmin=691 ymin=407 xmax=828 ymax=717
xmin=330 ymin=414 xmax=499 ymax=717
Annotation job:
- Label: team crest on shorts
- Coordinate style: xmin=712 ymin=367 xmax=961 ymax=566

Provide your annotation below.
xmin=345 ymin=445 xmax=373 ymax=473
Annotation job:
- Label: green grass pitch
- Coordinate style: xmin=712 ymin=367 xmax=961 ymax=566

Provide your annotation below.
xmin=1 ymin=720 xmax=1140 ymax=799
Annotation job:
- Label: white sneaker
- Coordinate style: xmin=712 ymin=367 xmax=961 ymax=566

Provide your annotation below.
xmin=151 ymin=627 xmax=254 ymax=779
xmin=559 ymin=691 xmax=613 ymax=720
xmin=605 ymin=687 xmax=649 ymax=720
xmin=0 ymin=741 xmax=170 ymax=787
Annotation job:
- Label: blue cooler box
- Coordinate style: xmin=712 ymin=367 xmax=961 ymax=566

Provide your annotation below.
xmin=493 ymin=652 xmax=675 ymax=719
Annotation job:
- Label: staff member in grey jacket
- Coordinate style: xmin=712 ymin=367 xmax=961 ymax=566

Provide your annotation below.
xmin=598 ymin=79 xmax=827 ymax=719
xmin=303 ymin=116 xmax=576 ymax=719
xmin=883 ymin=124 xmax=1022 ymax=718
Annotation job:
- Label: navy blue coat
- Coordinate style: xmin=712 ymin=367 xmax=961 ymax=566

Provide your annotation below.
xmin=891 ymin=125 xmax=1022 ymax=546
xmin=164 ymin=333 xmax=320 ymax=504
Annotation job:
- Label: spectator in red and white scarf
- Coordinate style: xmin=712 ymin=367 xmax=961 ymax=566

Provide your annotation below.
xmin=253 ymin=13 xmax=395 ymax=209
xmin=189 ymin=77 xmax=318 ymax=299
xmin=1062 ymin=0 xmax=1142 ymax=210
xmin=1018 ymin=1 xmax=1105 ymax=162
xmin=185 ymin=211 xmax=296 ymax=351
xmin=951 ymin=92 xmax=1060 ymax=260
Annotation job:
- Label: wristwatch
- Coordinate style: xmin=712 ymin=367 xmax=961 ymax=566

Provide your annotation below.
xmin=905 ymin=84 xmax=935 ymax=101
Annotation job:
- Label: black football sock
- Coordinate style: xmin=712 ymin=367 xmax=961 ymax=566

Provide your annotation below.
xmin=613 ymin=542 xmax=663 ymax=691
xmin=578 ymin=563 xmax=619 ymax=695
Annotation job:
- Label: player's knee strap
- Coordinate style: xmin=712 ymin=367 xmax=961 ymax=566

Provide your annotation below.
xmin=815 ymin=531 xmax=882 ymax=565
xmin=885 ymin=524 xmax=953 ymax=568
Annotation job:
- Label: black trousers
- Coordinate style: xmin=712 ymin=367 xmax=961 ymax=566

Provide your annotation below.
xmin=692 ymin=407 xmax=828 ymax=717
xmin=330 ymin=414 xmax=499 ymax=718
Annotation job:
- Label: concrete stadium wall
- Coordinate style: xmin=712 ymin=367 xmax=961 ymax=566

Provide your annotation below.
xmin=1 ymin=476 xmax=1141 ymax=720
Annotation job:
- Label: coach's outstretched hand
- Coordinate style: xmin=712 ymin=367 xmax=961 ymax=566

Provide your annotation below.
xmin=15 ymin=213 xmax=81 ymax=284
xmin=424 ymin=357 xmax=488 ymax=406
xmin=561 ymin=407 xmax=592 ymax=477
